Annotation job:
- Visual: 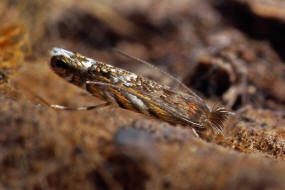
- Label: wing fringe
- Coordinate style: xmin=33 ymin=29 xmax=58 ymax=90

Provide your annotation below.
xmin=207 ymin=105 xmax=232 ymax=135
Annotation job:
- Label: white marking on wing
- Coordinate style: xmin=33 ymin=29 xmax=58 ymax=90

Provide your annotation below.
xmin=81 ymin=58 xmax=95 ymax=68
xmin=127 ymin=94 xmax=146 ymax=109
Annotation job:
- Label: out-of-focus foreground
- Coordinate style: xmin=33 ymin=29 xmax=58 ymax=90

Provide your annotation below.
xmin=1 ymin=0 xmax=285 ymax=189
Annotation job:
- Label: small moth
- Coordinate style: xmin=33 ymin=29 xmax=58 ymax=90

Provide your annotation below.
xmin=49 ymin=47 xmax=230 ymax=136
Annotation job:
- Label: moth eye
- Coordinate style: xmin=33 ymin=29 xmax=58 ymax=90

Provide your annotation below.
xmin=88 ymin=68 xmax=95 ymax=74
xmin=55 ymin=59 xmax=69 ymax=69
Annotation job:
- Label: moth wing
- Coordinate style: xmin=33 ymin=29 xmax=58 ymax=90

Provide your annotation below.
xmin=86 ymin=81 xmax=204 ymax=128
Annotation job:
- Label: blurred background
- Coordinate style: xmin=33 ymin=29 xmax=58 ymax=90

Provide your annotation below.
xmin=2 ymin=0 xmax=285 ymax=189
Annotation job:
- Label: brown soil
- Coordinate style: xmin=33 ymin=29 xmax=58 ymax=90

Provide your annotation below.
xmin=1 ymin=0 xmax=285 ymax=189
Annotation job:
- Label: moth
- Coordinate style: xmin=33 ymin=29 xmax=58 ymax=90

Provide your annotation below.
xmin=48 ymin=47 xmax=231 ymax=136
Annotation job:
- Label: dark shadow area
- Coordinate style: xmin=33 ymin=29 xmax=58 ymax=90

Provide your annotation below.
xmin=212 ymin=0 xmax=285 ymax=60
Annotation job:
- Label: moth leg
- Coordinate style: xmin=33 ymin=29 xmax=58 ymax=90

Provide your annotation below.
xmin=191 ymin=128 xmax=200 ymax=138
xmin=50 ymin=102 xmax=111 ymax=111
xmin=31 ymin=89 xmax=111 ymax=111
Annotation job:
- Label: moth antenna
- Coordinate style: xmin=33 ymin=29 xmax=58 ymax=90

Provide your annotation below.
xmin=113 ymin=49 xmax=203 ymax=101
xmin=207 ymin=105 xmax=232 ymax=135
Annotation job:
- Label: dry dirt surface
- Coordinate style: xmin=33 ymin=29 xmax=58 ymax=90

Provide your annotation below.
xmin=1 ymin=0 xmax=285 ymax=189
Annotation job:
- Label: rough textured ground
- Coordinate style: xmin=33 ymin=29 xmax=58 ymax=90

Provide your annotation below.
xmin=1 ymin=0 xmax=285 ymax=189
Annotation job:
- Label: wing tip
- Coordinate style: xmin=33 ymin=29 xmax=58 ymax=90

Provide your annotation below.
xmin=207 ymin=105 xmax=232 ymax=135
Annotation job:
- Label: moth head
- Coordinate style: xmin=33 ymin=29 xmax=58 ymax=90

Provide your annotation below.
xmin=50 ymin=48 xmax=92 ymax=81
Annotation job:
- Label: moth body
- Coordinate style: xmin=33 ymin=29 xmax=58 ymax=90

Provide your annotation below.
xmin=50 ymin=47 xmax=230 ymax=133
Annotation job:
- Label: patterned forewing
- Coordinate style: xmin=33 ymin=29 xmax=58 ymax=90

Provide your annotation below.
xmin=112 ymin=73 xmax=209 ymax=126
